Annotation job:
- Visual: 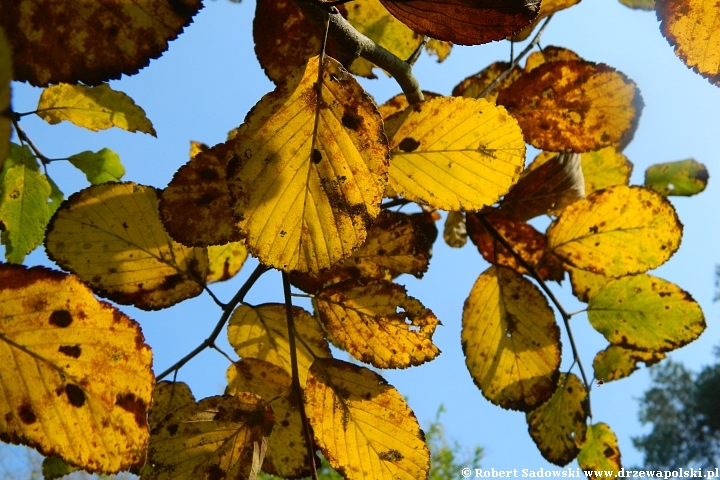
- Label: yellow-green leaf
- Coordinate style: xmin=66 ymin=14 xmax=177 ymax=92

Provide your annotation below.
xmin=0 ymin=26 xmax=11 ymax=167
xmin=206 ymin=242 xmax=248 ymax=284
xmin=149 ymin=381 xmax=195 ymax=430
xmin=644 ymin=159 xmax=708 ymax=196
xmin=304 ymin=358 xmax=430 ymax=480
xmin=0 ymin=264 xmax=153 ymax=473
xmin=620 ymin=0 xmax=654 ymax=9
xmin=526 ymin=373 xmax=589 ymax=466
xmin=577 ymin=423 xmax=621 ymax=478
xmin=444 ymin=211 xmax=467 ymax=248
xmin=227 ymin=55 xmax=388 ymax=274
xmin=388 ymin=96 xmax=525 ymax=211
xmin=462 ymin=265 xmax=561 ymax=411
xmin=587 ymin=274 xmax=705 ymax=352
xmin=37 ymin=84 xmax=156 ymax=135
xmin=426 ymin=39 xmax=452 ymax=62
xmin=580 ymin=147 xmax=633 ymax=196
xmin=593 ymin=345 xmax=665 ymax=383
xmin=547 ymin=186 xmax=682 ymax=277
xmin=45 ymin=182 xmax=209 ymax=310
xmin=568 ymin=267 xmax=610 ymax=303
xmin=68 ymin=148 xmax=125 ymax=185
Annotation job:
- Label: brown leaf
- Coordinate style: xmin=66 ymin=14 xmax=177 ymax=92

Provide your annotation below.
xmin=452 ymin=61 xmax=523 ymax=103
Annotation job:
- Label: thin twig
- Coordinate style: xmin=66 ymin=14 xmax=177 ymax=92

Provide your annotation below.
xmin=204 ymin=285 xmax=226 ymax=308
xmin=406 ymin=36 xmax=428 ymax=66
xmin=381 ymin=198 xmax=411 ymax=210
xmin=11 ymin=117 xmax=52 ymax=167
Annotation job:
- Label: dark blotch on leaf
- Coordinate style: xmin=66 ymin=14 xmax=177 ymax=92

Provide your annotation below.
xmin=160 ymin=274 xmax=184 ymax=291
xmin=195 ymin=193 xmax=216 ymax=206
xmin=398 ymin=138 xmax=421 ymax=152
xmin=226 ymin=155 xmax=242 ymax=179
xmin=18 ymin=403 xmax=37 ymax=425
xmin=49 ymin=310 xmax=72 ymax=328
xmin=312 ymin=149 xmax=322 ymax=164
xmin=167 ymin=424 xmax=179 ymax=436
xmin=207 ymin=464 xmax=226 ymax=480
xmin=199 ymin=168 xmax=219 ymax=181
xmin=168 ymin=0 xmax=199 ymax=18
xmin=342 ymin=113 xmax=360 ymax=130
xmin=59 ymin=345 xmax=81 ymax=358
xmin=65 ymin=384 xmax=86 ymax=408
xmin=116 ymin=393 xmax=149 ymax=428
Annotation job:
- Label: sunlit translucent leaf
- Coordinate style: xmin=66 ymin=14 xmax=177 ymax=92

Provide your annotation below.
xmin=644 ymin=159 xmax=708 ymax=196
xmin=47 ymin=176 xmax=64 ymax=216
xmin=462 ymin=265 xmax=561 ymax=411
xmin=426 ymin=39 xmax=452 ymax=62
xmin=511 ymin=0 xmax=581 ymax=41
xmin=452 ymin=61 xmax=523 ymax=104
xmin=656 ymin=0 xmax=720 ymax=85
xmin=0 ymin=264 xmax=153 ymax=473
xmin=587 ymin=274 xmax=705 ymax=352
xmin=0 ymin=27 xmax=10 ymax=166
xmin=547 ymin=186 xmax=682 ymax=277
xmin=526 ymin=373 xmax=589 ymax=466
xmin=206 ymin=242 xmax=248 ymax=284
xmin=45 ymin=182 xmax=209 ymax=310
xmin=228 ymin=56 xmax=388 ymax=274
xmin=36 ymin=84 xmax=155 ymax=135
xmin=315 ymin=278 xmax=440 ymax=369
xmin=149 ymin=382 xmax=195 ymax=430
xmin=377 ymin=91 xmax=441 ymax=119
xmin=378 ymin=0 xmax=539 ymax=45
xmin=524 ymin=46 xmax=582 ymax=72
xmin=498 ymin=60 xmax=643 ymax=152
xmin=620 ymin=0 xmax=654 ymax=9
xmin=305 ymin=358 xmax=430 ymax=480
xmin=444 ymin=211 xmax=467 ymax=248
xmin=568 ymin=267 xmax=610 ymax=303
xmin=593 ymin=345 xmax=665 ymax=383
xmin=189 ymin=141 xmax=208 ymax=159
xmin=0 ymin=0 xmax=202 ymax=86
xmin=227 ymin=359 xmax=316 ymax=478
xmin=145 ymin=394 xmax=273 ymax=480
xmin=68 ymin=148 xmax=125 ymax=185
xmin=388 ymin=96 xmax=525 ymax=211
xmin=227 ymin=304 xmax=331 ymax=387
xmin=577 ymin=423 xmax=621 ymax=477
xmin=580 ymin=147 xmax=633 ymax=195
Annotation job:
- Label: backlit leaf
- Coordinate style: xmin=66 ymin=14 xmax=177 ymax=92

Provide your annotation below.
xmin=497 ymin=60 xmax=643 ymax=152
xmin=206 ymin=242 xmax=248 ymax=284
xmin=444 ymin=211 xmax=467 ymax=248
xmin=45 ymin=182 xmax=209 ymax=310
xmin=580 ymin=147 xmax=633 ymax=195
xmin=377 ymin=91 xmax=441 ymax=119
xmin=524 ymin=46 xmax=582 ymax=73
xmin=568 ymin=267 xmax=610 ymax=303
xmin=228 ymin=56 xmax=388 ymax=274
xmin=426 ymin=39 xmax=452 ymax=62
xmin=452 ymin=61 xmax=523 ymax=104
xmin=145 ymin=394 xmax=274 ymax=480
xmin=0 ymin=0 xmax=202 ymax=86
xmin=0 ymin=264 xmax=153 ymax=473
xmin=0 ymin=27 xmax=10 ymax=167
xmin=37 ymin=84 xmax=155 ymax=135
xmin=547 ymin=186 xmax=682 ymax=277
xmin=304 ymin=358 xmax=430 ymax=480
xmin=620 ymin=0 xmax=654 ymax=9
xmin=315 ymin=278 xmax=440 ymax=369
xmin=149 ymin=381 xmax=195 ymax=430
xmin=388 ymin=96 xmax=525 ymax=211
xmin=593 ymin=345 xmax=665 ymax=383
xmin=68 ymin=148 xmax=125 ymax=185
xmin=587 ymin=274 xmax=705 ymax=352
xmin=511 ymin=0 xmax=581 ymax=42
xmin=577 ymin=423 xmax=621 ymax=477
xmin=462 ymin=265 xmax=561 ymax=411
xmin=644 ymin=159 xmax=708 ymax=196
xmin=47 ymin=176 xmax=64 ymax=216
xmin=526 ymin=373 xmax=589 ymax=466
xmin=227 ymin=304 xmax=331 ymax=387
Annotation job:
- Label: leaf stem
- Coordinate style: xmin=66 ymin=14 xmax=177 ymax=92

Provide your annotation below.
xmin=11 ymin=116 xmax=53 ymax=167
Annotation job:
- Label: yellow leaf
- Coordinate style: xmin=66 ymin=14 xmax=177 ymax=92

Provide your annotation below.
xmin=444 ymin=211 xmax=468 ymax=248
xmin=511 ymin=0 xmax=581 ymax=42
xmin=388 ymin=96 xmax=525 ymax=211
xmin=189 ymin=141 xmax=209 ymax=159
xmin=577 ymin=423 xmax=621 ymax=478
xmin=206 ymin=242 xmax=248 ymax=284
xmin=227 ymin=304 xmax=331 ymax=387
xmin=315 ymin=278 xmax=440 ymax=369
xmin=426 ymin=39 xmax=452 ymax=62
xmin=377 ymin=91 xmax=441 ymax=120
xmin=145 ymin=394 xmax=274 ymax=480
xmin=45 ymin=182 xmax=209 ymax=310
xmin=228 ymin=55 xmax=388 ymax=274
xmin=462 ymin=265 xmax=561 ymax=411
xmin=0 ymin=27 xmax=11 ymax=167
xmin=587 ymin=274 xmax=705 ymax=352
xmin=304 ymin=358 xmax=430 ymax=480
xmin=0 ymin=264 xmax=153 ymax=473
xmin=227 ymin=359 xmax=315 ymax=478
xmin=452 ymin=61 xmax=523 ymax=104
xmin=580 ymin=147 xmax=633 ymax=195
xmin=524 ymin=46 xmax=581 ymax=72
xmin=593 ymin=345 xmax=665 ymax=383
xmin=148 ymin=381 xmax=195 ymax=431
xmin=546 ymin=186 xmax=682 ymax=277
xmin=36 ymin=84 xmax=155 ymax=135
xmin=526 ymin=374 xmax=589 ymax=466
xmin=568 ymin=267 xmax=610 ymax=303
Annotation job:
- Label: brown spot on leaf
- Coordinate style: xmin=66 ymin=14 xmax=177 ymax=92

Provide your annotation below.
xmin=398 ymin=138 xmax=421 ymax=152
xmin=116 ymin=393 xmax=148 ymax=428
xmin=342 ymin=112 xmax=360 ymax=130
xmin=167 ymin=424 xmax=179 ymax=436
xmin=49 ymin=310 xmax=72 ymax=328
xmin=18 ymin=403 xmax=37 ymax=425
xmin=59 ymin=345 xmax=81 ymax=358
xmin=65 ymin=384 xmax=86 ymax=408
xmin=199 ymin=168 xmax=219 ymax=180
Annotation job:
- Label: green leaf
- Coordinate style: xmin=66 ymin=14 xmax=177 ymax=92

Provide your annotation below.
xmin=577 ymin=423 xmax=621 ymax=477
xmin=36 ymin=84 xmax=156 ymax=136
xmin=68 ymin=148 xmax=125 ymax=185
xmin=644 ymin=159 xmax=708 ymax=196
xmin=46 ymin=175 xmax=64 ymax=215
xmin=593 ymin=345 xmax=665 ymax=383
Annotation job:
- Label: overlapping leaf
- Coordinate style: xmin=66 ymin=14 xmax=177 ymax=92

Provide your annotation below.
xmin=524 ymin=46 xmax=581 ymax=72
xmin=315 ymin=278 xmax=440 ymax=368
xmin=621 ymin=0 xmax=654 ymax=8
xmin=593 ymin=345 xmax=665 ymax=383
xmin=580 ymin=147 xmax=633 ymax=195
xmin=149 ymin=382 xmax=195 ymax=430
xmin=452 ymin=62 xmax=523 ymax=103
xmin=568 ymin=267 xmax=610 ymax=303
xmin=304 ymin=358 xmax=430 ymax=480
xmin=227 ymin=55 xmax=388 ymax=274
xmin=0 ymin=0 xmax=202 ymax=86
xmin=0 ymin=264 xmax=153 ymax=473
xmin=547 ymin=186 xmax=682 ymax=277
xmin=511 ymin=0 xmax=581 ymax=41
xmin=206 ymin=242 xmax=248 ymax=284
xmin=587 ymin=274 xmax=705 ymax=352
xmin=462 ymin=265 xmax=561 ymax=411
xmin=497 ymin=60 xmax=643 ymax=152
xmin=377 ymin=91 xmax=441 ymax=119
xmin=0 ymin=26 xmax=10 ymax=166
xmin=45 ymin=182 xmax=209 ymax=310
xmin=444 ymin=211 xmax=468 ymax=248
xmin=68 ymin=149 xmax=125 ymax=185
xmin=577 ymin=423 xmax=621 ymax=477
xmin=388 ymin=96 xmax=525 ymax=211
xmin=644 ymin=159 xmax=708 ymax=196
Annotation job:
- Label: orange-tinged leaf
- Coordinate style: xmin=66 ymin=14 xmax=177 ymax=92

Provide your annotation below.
xmin=593 ymin=345 xmax=665 ymax=383
xmin=444 ymin=211 xmax=468 ymax=248
xmin=511 ymin=0 xmax=581 ymax=41
xmin=546 ymin=186 xmax=682 ymax=277
xmin=498 ymin=60 xmax=643 ymax=152
xmin=315 ymin=278 xmax=440 ymax=368
xmin=388 ymin=96 xmax=525 ymax=211
xmin=45 ymin=182 xmax=209 ymax=310
xmin=145 ymin=394 xmax=273 ymax=480
xmin=227 ymin=56 xmax=388 ymax=274
xmin=580 ymin=147 xmax=633 ymax=195
xmin=568 ymin=267 xmax=610 ymax=303
xmin=524 ymin=46 xmax=582 ymax=72
xmin=526 ymin=374 xmax=589 ymax=466
xmin=227 ymin=304 xmax=331 ymax=387
xmin=377 ymin=91 xmax=441 ymax=120
xmin=0 ymin=264 xmax=153 ymax=473
xmin=0 ymin=27 xmax=10 ymax=167
xmin=462 ymin=265 xmax=561 ymax=411
xmin=149 ymin=382 xmax=195 ymax=431
xmin=577 ymin=423 xmax=621 ymax=478
xmin=452 ymin=61 xmax=523 ymax=103
xmin=206 ymin=242 xmax=248 ymax=284
xmin=304 ymin=358 xmax=430 ymax=480
xmin=587 ymin=274 xmax=705 ymax=352
xmin=0 ymin=0 xmax=202 ymax=86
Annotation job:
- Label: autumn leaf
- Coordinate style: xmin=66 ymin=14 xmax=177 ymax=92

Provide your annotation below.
xmin=388 ymin=96 xmax=525 ymax=211
xmin=593 ymin=345 xmax=665 ymax=383
xmin=304 ymin=358 xmax=430 ymax=480
xmin=68 ymin=148 xmax=125 ymax=185
xmin=644 ymin=159 xmax=709 ymax=196
xmin=149 ymin=382 xmax=195 ymax=430
xmin=444 ymin=211 xmax=468 ymax=248
xmin=227 ymin=55 xmax=388 ymax=274
xmin=377 ymin=91 xmax=441 ymax=119
xmin=0 ymin=26 xmax=10 ymax=167
xmin=45 ymin=182 xmax=209 ymax=310
xmin=462 ymin=265 xmax=561 ymax=411
xmin=0 ymin=264 xmax=153 ymax=473
xmin=206 ymin=242 xmax=248 ymax=284
xmin=524 ymin=46 xmax=582 ymax=72
xmin=580 ymin=147 xmax=633 ymax=195
xmin=452 ymin=61 xmax=523 ymax=103
xmin=0 ymin=0 xmax=202 ymax=86
xmin=511 ymin=0 xmax=581 ymax=41
xmin=568 ymin=267 xmax=610 ymax=303
xmin=621 ymin=0 xmax=654 ymax=9
xmin=577 ymin=423 xmax=621 ymax=478
xmin=426 ymin=39 xmax=452 ymax=62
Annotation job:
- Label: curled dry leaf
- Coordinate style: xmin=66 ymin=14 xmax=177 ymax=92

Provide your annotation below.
xmin=443 ymin=211 xmax=468 ymax=248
